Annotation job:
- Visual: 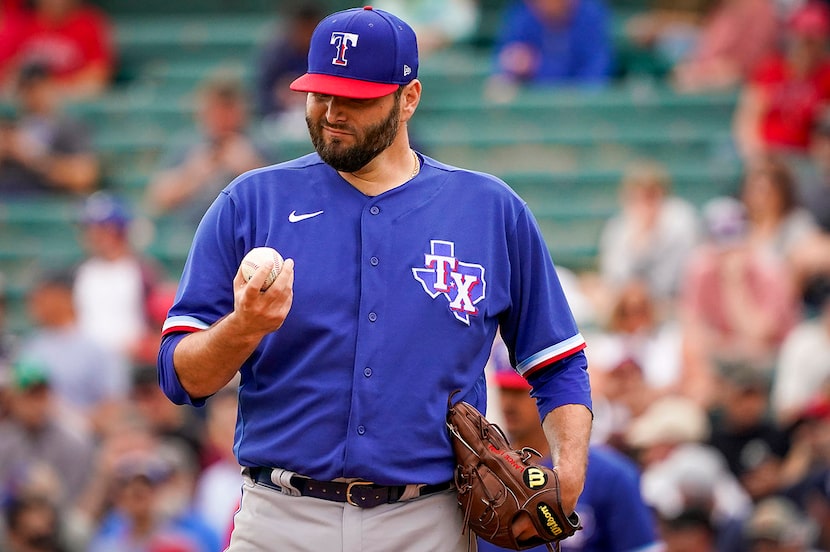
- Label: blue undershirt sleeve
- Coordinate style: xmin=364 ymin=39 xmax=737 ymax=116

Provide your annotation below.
xmin=527 ymin=349 xmax=591 ymax=421
xmin=157 ymin=332 xmax=209 ymax=407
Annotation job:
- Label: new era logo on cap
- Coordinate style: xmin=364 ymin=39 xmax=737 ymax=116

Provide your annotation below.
xmin=290 ymin=6 xmax=419 ymax=99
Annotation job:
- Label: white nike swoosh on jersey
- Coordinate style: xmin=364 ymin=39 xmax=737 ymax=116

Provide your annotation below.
xmin=288 ymin=210 xmax=324 ymax=223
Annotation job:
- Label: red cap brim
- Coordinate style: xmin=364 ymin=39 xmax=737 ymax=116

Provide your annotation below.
xmin=494 ymin=371 xmax=531 ymax=391
xmin=290 ymin=73 xmax=400 ymax=99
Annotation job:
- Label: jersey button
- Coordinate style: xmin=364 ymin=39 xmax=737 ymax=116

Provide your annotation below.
xmin=369 ymin=205 xmax=380 ymax=215
xmin=368 ymin=312 xmax=378 ymax=322
xmin=369 ymin=256 xmax=379 ymax=266
xmin=363 ymin=367 xmax=373 ymax=378
xmin=357 ymin=425 xmax=366 ymax=435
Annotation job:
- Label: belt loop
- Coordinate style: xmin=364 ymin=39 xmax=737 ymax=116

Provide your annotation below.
xmin=271 ymin=468 xmax=301 ymax=497
xmin=399 ymin=484 xmax=423 ymax=501
xmin=241 ymin=466 xmax=255 ymax=485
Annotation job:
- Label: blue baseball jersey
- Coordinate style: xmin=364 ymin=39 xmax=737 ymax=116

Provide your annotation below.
xmin=158 ymin=152 xmax=589 ymax=485
xmin=478 ymin=446 xmax=662 ymax=552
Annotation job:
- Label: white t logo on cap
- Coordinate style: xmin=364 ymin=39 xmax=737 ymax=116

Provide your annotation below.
xmin=331 ymin=32 xmax=359 ymax=66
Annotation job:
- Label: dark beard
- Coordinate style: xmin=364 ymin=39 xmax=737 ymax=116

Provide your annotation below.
xmin=307 ymin=101 xmax=400 ymax=173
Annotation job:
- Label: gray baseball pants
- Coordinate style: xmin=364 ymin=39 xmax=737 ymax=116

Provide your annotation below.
xmin=226 ymin=468 xmax=476 ymax=551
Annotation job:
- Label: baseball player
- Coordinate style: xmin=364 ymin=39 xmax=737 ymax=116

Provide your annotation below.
xmin=157 ymin=6 xmax=592 ymax=551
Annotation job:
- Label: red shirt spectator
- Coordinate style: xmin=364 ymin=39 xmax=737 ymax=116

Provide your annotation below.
xmin=733 ymin=1 xmax=830 ymax=158
xmin=0 ymin=0 xmax=114 ymax=97
xmin=0 ymin=0 xmax=28 ymax=68
xmin=751 ymin=54 xmax=830 ymax=151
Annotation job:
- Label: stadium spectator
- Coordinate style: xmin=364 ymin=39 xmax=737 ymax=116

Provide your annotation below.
xmin=586 ymin=280 xmax=693 ymax=445
xmin=486 ymin=0 xmax=612 ymax=100
xmin=680 ymin=196 xmax=800 ymax=392
xmin=624 ymin=395 xmax=752 ymax=552
xmin=87 ymin=445 xmax=220 ymax=552
xmin=130 ymin=364 xmax=205 ymax=468
xmin=192 ymin=381 xmax=241 ymax=544
xmin=706 ymin=357 xmax=792 ymax=503
xmin=0 ymin=357 xmax=95 ymax=511
xmin=738 ymin=154 xmax=830 ymax=307
xmin=0 ymin=0 xmax=114 ymax=98
xmin=658 ymin=507 xmax=719 ymax=552
xmin=0 ymin=271 xmax=16 ymax=374
xmin=0 ymin=61 xmax=99 ymax=195
xmin=2 ymin=493 xmax=68 ymax=552
xmin=597 ymin=161 xmax=700 ymax=308
xmin=72 ymin=192 xmax=166 ymax=365
xmin=16 ymin=269 xmax=130 ymax=434
xmin=771 ymin=288 xmax=830 ymax=426
xmin=145 ymin=75 xmax=272 ymax=225
xmin=671 ymin=0 xmax=780 ymax=93
xmin=67 ymin=414 xmax=160 ymax=548
xmin=742 ymin=496 xmax=820 ymax=552
xmin=373 ymin=0 xmax=480 ymax=56
xmin=799 ymin=110 xmax=830 ymax=232
xmin=0 ymin=274 xmax=13 ymax=423
xmin=254 ymin=4 xmax=323 ymax=121
xmin=780 ymin=463 xmax=830 ymax=551
xmin=733 ymin=1 xmax=830 ymax=160
xmin=623 ymin=0 xmax=715 ymax=73
xmin=788 ymin=114 xmax=830 ymax=310
xmin=478 ymin=343 xmax=662 ymax=552
xmin=0 ymin=0 xmax=28 ymax=70
xmin=740 ymin=156 xmax=819 ymax=262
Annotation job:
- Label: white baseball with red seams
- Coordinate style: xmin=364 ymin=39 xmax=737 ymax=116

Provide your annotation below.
xmin=241 ymin=247 xmax=284 ymax=291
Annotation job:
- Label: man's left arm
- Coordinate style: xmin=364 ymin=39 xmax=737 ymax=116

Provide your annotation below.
xmin=542 ymin=403 xmax=593 ymax=513
xmin=527 ymin=349 xmax=592 ymax=514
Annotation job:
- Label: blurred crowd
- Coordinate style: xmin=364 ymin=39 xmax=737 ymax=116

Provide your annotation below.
xmin=1 ymin=0 xmax=830 ymax=551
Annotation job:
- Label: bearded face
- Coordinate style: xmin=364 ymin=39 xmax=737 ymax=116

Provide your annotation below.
xmin=306 ymin=91 xmax=402 ymax=173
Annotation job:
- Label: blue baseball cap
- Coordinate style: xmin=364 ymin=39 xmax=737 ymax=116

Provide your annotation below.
xmin=290 ymin=6 xmax=418 ymax=99
xmin=79 ymin=191 xmax=131 ymax=227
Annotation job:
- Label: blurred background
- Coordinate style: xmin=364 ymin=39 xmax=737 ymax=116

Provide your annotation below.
xmin=1 ymin=0 xmax=830 ymax=550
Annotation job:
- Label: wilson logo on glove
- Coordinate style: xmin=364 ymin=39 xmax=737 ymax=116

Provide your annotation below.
xmin=524 ymin=467 xmax=548 ymax=489
xmin=537 ymin=504 xmax=563 ymax=536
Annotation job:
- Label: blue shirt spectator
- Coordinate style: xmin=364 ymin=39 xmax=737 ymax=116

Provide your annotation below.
xmin=254 ymin=4 xmax=323 ymax=119
xmin=493 ymin=0 xmax=613 ymax=85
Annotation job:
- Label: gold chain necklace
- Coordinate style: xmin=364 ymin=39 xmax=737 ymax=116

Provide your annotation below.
xmin=410 ymin=150 xmax=420 ymax=179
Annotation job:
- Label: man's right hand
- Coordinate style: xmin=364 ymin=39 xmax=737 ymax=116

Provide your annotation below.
xmin=231 ymin=257 xmax=295 ymax=339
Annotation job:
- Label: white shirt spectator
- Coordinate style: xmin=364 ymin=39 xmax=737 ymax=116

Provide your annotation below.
xmin=74 ymin=256 xmax=147 ymax=356
xmin=771 ymin=309 xmax=830 ymax=424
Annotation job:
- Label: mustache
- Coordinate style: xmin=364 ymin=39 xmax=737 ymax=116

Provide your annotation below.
xmin=320 ymin=122 xmax=354 ymax=133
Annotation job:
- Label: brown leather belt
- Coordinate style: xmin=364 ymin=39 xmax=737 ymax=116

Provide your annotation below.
xmin=250 ymin=467 xmax=454 ymax=509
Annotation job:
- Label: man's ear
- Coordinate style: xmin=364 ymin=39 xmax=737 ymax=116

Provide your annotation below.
xmin=400 ymin=80 xmax=421 ymax=122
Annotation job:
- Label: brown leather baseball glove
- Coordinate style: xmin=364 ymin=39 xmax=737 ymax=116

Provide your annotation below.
xmin=446 ymin=392 xmax=581 ymax=551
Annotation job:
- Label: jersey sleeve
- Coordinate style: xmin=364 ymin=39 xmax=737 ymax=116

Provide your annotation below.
xmin=161 ymin=190 xmax=245 ymax=336
xmin=498 ymin=204 xmax=590 ymax=416
xmin=157 ymin=190 xmax=246 ymax=406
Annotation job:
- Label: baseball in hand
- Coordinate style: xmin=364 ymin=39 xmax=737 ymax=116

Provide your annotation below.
xmin=240 ymin=247 xmax=284 ymax=291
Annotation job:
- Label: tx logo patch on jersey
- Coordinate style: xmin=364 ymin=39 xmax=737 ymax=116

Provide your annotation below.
xmin=330 ymin=32 xmax=358 ymax=66
xmin=412 ymin=240 xmax=486 ymax=325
